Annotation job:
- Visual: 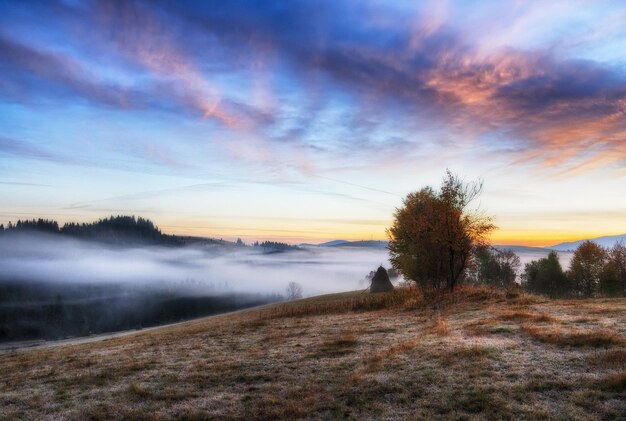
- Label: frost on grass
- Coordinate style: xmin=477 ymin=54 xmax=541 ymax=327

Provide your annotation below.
xmin=0 ymin=287 xmax=624 ymax=420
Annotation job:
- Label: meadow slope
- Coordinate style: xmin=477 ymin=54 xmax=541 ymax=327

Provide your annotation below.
xmin=0 ymin=287 xmax=624 ymax=420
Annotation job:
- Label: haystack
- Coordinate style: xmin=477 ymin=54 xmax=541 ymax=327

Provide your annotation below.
xmin=370 ymin=266 xmax=394 ymax=293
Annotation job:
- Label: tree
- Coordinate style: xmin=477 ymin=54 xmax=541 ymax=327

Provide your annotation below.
xmin=286 ymin=281 xmax=303 ymax=300
xmin=470 ymin=247 xmax=520 ymax=288
xmin=521 ymin=251 xmax=569 ymax=297
xmin=495 ymin=249 xmax=521 ymax=287
xmin=600 ymin=243 xmax=626 ymax=297
xmin=388 ymin=171 xmax=495 ymax=291
xmin=568 ymin=241 xmax=606 ymax=297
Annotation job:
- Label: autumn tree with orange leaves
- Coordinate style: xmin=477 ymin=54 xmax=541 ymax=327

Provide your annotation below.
xmin=388 ymin=171 xmax=496 ymax=291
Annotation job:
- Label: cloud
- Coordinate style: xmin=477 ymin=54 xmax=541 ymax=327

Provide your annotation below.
xmin=64 ymin=182 xmax=233 ymax=209
xmin=0 ymin=32 xmax=134 ymax=107
xmin=173 ymin=1 xmax=626 ymax=171
xmin=1 ymin=1 xmax=625 ymax=174
xmin=0 ymin=181 xmax=54 ymax=187
xmin=0 ymin=136 xmax=72 ymax=164
xmin=0 ymin=26 xmax=272 ymax=130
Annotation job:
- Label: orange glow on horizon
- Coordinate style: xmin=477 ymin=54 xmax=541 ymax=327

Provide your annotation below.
xmin=159 ymin=223 xmax=389 ymax=245
xmin=488 ymin=230 xmax=621 ymax=248
xmin=162 ymin=222 xmax=619 ymax=248
xmin=1 ymin=212 xmax=618 ymax=248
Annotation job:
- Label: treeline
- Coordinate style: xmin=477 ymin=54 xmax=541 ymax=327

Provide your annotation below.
xmin=252 ymin=241 xmax=298 ymax=252
xmin=522 ymin=241 xmax=625 ymax=298
xmin=467 ymin=242 xmax=625 ymax=298
xmin=0 ymin=218 xmax=60 ymax=233
xmin=0 ymin=216 xmax=303 ymax=250
xmin=466 ymin=247 xmax=520 ymax=289
xmin=0 ymin=216 xmax=181 ymax=245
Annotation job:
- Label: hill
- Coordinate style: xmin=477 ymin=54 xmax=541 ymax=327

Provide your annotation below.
xmin=313 ymin=240 xmax=349 ymax=247
xmin=1 ymin=286 xmax=623 ymax=420
xmin=493 ymin=244 xmax=556 ymax=253
xmin=329 ymin=240 xmax=389 ymax=249
xmin=550 ymin=234 xmax=626 ymax=251
xmin=302 ymin=239 xmax=389 ymax=248
xmin=1 ymin=216 xmax=302 ymax=252
xmin=1 ymin=215 xmax=182 ymax=246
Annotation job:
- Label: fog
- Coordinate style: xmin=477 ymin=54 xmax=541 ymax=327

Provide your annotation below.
xmin=1 ymin=233 xmax=580 ymax=343
xmin=1 ymin=232 xmax=395 ymax=342
xmin=0 ymin=232 xmax=390 ymax=297
xmin=0 ymin=233 xmax=576 ymax=297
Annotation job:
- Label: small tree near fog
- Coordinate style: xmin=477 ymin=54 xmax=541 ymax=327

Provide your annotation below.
xmin=568 ymin=241 xmax=606 ymax=297
xmin=495 ymin=249 xmax=521 ymax=286
xmin=286 ymin=281 xmax=303 ymax=300
xmin=388 ymin=171 xmax=495 ymax=291
xmin=470 ymin=247 xmax=520 ymax=288
xmin=521 ymin=251 xmax=569 ymax=298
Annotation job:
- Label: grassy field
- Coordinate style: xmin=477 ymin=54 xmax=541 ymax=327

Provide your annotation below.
xmin=0 ymin=286 xmax=624 ymax=420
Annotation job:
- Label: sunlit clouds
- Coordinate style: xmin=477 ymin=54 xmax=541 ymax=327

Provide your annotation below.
xmin=0 ymin=0 xmax=625 ymax=245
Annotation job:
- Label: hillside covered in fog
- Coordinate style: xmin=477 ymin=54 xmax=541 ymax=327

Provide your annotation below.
xmin=0 ymin=216 xmax=390 ymax=343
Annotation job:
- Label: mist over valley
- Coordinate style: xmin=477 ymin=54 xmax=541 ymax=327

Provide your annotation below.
xmin=0 ymin=222 xmax=392 ymax=343
xmin=0 ymin=217 xmax=582 ymax=344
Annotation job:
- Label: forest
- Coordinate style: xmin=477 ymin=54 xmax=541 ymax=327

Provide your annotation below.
xmin=0 ymin=278 xmax=281 ymax=342
xmin=0 ymin=216 xmax=181 ymax=246
xmin=0 ymin=216 xmax=294 ymax=343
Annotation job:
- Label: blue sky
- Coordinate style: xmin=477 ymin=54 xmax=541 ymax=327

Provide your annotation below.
xmin=1 ymin=0 xmax=625 ymax=245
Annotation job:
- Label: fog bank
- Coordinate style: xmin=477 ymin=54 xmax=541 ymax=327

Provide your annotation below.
xmin=0 ymin=232 xmax=390 ymax=296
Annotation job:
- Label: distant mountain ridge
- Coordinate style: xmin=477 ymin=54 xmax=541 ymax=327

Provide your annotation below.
xmin=305 ymin=234 xmax=626 ymax=252
xmin=10 ymin=217 xmax=621 ymax=253
xmin=492 ymin=245 xmax=556 ymax=253
xmin=301 ymin=240 xmax=389 ymax=249
xmin=548 ymin=234 xmax=626 ymax=251
xmin=318 ymin=240 xmax=350 ymax=247
xmin=329 ymin=240 xmax=388 ymax=249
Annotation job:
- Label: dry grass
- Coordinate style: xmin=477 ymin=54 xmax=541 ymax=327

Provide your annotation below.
xmin=314 ymin=333 xmax=359 ymax=357
xmin=522 ymin=325 xmax=625 ymax=348
xmin=128 ymin=382 xmax=151 ymax=399
xmin=0 ymin=286 xmax=624 ymax=420
xmin=463 ymin=318 xmax=499 ymax=336
xmin=587 ymin=349 xmax=626 ymax=368
xmin=356 ymin=335 xmax=422 ymax=376
xmin=598 ymin=370 xmax=626 ymax=392
xmin=497 ymin=310 xmax=557 ymax=323
xmin=439 ymin=344 xmax=498 ymax=367
xmin=257 ymin=287 xmax=423 ymax=319
xmin=431 ymin=316 xmax=450 ymax=336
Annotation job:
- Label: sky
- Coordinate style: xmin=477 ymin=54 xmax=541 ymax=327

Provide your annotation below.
xmin=0 ymin=0 xmax=625 ymax=246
